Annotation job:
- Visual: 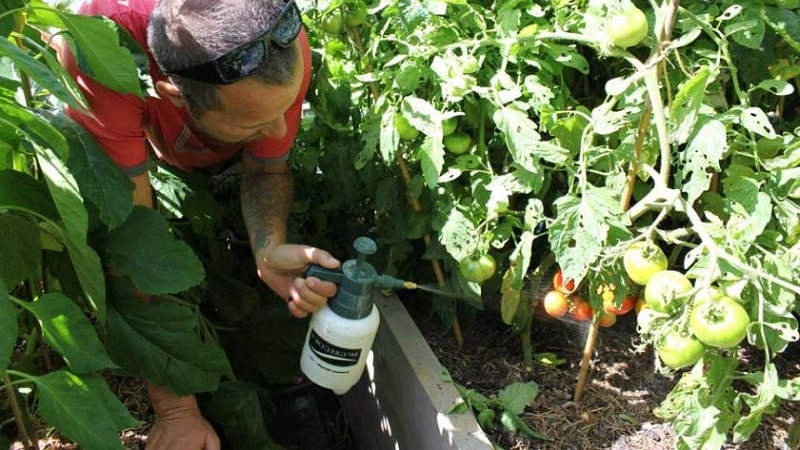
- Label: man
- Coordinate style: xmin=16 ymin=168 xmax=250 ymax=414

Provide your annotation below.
xmin=58 ymin=0 xmax=341 ymax=448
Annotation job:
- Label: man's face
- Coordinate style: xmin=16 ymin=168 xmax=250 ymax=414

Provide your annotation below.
xmin=189 ymin=45 xmax=303 ymax=146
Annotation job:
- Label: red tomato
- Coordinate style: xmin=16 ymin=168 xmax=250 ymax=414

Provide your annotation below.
xmin=603 ymin=295 xmax=636 ymax=315
xmin=570 ymin=297 xmax=593 ymax=322
xmin=543 ymin=290 xmax=569 ymax=318
xmin=552 ymin=269 xmax=576 ymax=293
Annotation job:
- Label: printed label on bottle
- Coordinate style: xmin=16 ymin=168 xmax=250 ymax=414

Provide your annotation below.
xmin=308 ymin=329 xmax=361 ymax=367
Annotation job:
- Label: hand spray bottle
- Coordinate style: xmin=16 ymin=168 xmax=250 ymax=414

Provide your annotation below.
xmin=300 ymin=237 xmax=415 ymax=395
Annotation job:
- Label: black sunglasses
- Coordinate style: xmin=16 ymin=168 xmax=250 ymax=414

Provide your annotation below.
xmin=167 ymin=0 xmax=302 ymax=85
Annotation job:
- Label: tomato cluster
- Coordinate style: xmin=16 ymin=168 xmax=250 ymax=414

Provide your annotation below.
xmin=542 ymin=269 xmax=635 ymax=327
xmin=625 ymin=242 xmax=752 ymax=370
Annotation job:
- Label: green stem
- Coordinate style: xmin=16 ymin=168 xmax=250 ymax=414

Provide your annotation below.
xmin=3 ymin=372 xmax=38 ymax=450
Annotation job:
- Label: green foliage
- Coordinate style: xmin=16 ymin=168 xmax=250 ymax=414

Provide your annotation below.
xmin=299 ymin=0 xmax=800 ymax=447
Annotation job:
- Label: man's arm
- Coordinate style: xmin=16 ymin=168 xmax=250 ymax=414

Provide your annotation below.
xmin=240 ymin=151 xmax=339 ymax=318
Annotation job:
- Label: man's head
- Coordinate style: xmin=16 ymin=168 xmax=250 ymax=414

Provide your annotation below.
xmin=148 ymin=0 xmax=303 ymax=144
xmin=148 ymin=0 xmax=300 ymax=111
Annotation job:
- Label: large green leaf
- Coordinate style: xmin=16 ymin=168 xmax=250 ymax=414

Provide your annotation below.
xmin=37 ymin=145 xmax=106 ymax=322
xmin=105 ymin=207 xmax=205 ymax=295
xmin=0 ymin=169 xmax=58 ymax=221
xmin=0 ymin=33 xmax=86 ymax=111
xmin=0 ymin=213 xmax=40 ymax=287
xmin=31 ymin=9 xmax=143 ymax=97
xmin=33 ymin=370 xmax=139 ymax=450
xmin=0 ymin=278 xmax=18 ymax=370
xmin=0 ymin=97 xmax=68 ymax=157
xmin=19 ymin=293 xmax=118 ymax=374
xmin=106 ymin=279 xmax=231 ymax=395
xmin=150 ymin=165 xmax=223 ymax=237
xmin=49 ymin=112 xmax=134 ymax=229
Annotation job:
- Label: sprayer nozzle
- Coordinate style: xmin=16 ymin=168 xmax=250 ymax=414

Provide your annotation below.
xmin=375 ymin=274 xmax=416 ymax=291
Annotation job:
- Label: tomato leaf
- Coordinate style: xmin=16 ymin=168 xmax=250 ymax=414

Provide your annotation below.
xmin=498 ymin=381 xmax=539 ymax=415
xmin=677 ymin=119 xmax=726 ymax=204
xmin=734 ymin=364 xmax=780 ymax=442
xmin=0 ymin=214 xmax=40 ymax=287
xmin=671 ymin=66 xmax=712 ymax=145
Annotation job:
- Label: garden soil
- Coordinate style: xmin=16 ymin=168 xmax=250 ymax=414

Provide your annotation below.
xmin=401 ymin=290 xmax=800 ymax=450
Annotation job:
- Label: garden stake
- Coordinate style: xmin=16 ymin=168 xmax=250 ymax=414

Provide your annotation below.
xmin=573 ymin=319 xmax=600 ymax=402
xmin=348 ymin=23 xmax=464 ymax=347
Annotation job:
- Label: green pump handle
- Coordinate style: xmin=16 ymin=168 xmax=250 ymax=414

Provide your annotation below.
xmin=303 ymin=237 xmax=416 ymax=319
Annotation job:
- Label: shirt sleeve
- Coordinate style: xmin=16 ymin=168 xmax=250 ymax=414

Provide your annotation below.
xmin=60 ymin=32 xmax=149 ymax=176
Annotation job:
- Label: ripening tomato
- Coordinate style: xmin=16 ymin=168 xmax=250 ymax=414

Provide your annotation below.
xmin=442 ymin=118 xmax=458 ymax=136
xmin=656 ymin=331 xmax=705 ymax=370
xmin=444 ymin=132 xmax=472 ymax=154
xmin=603 ymin=295 xmax=636 ymax=316
xmin=623 ymin=241 xmax=668 ymax=285
xmin=635 ymin=296 xmax=647 ymax=314
xmin=644 ymin=270 xmax=692 ymax=314
xmin=598 ymin=311 xmax=617 ymax=328
xmin=459 ymin=254 xmax=496 ymax=283
xmin=344 ymin=2 xmax=368 ymax=26
xmin=689 ymin=296 xmax=750 ymax=348
xmin=543 ymin=290 xmax=569 ymax=318
xmin=607 ymin=7 xmax=648 ymax=48
xmin=570 ymin=297 xmax=593 ymax=322
xmin=552 ymin=269 xmax=576 ymax=293
xmin=321 ymin=13 xmax=344 ymax=35
xmin=394 ymin=114 xmax=419 ymax=141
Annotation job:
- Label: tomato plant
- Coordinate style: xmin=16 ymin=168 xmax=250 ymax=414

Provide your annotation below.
xmin=656 ymin=331 xmax=705 ymax=370
xmin=689 ymin=297 xmax=750 ymax=348
xmin=623 ymin=242 xmax=668 ymax=286
xmin=344 ymin=2 xmax=367 ymax=26
xmin=606 ymin=6 xmax=648 ymax=48
xmin=543 ymin=290 xmax=569 ymax=318
xmin=644 ymin=270 xmax=692 ymax=314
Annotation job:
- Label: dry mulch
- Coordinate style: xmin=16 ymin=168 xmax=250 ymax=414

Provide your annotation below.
xmin=402 ymin=294 xmax=798 ymax=450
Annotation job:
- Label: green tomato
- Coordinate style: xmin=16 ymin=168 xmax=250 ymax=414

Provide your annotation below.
xmin=462 ymin=55 xmax=479 ymax=74
xmin=689 ymin=297 xmax=750 ymax=348
xmin=321 ymin=13 xmax=344 ymax=35
xmin=636 ymin=307 xmax=664 ymax=334
xmin=607 ymin=7 xmax=648 ymax=48
xmin=345 ymin=2 xmax=368 ymax=26
xmin=623 ymin=241 xmax=668 ymax=285
xmin=644 ymin=270 xmax=692 ymax=314
xmin=459 ymin=254 xmax=496 ymax=283
xmin=394 ymin=115 xmax=419 ymax=141
xmin=442 ymin=118 xmax=458 ymax=136
xmin=444 ymin=132 xmax=472 ymax=154
xmin=656 ymin=331 xmax=705 ymax=370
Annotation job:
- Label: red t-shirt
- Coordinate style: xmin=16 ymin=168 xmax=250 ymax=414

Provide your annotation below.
xmin=64 ymin=0 xmax=311 ymax=175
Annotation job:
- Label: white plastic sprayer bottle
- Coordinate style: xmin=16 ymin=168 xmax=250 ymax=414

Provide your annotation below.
xmin=300 ymin=237 xmax=415 ymax=395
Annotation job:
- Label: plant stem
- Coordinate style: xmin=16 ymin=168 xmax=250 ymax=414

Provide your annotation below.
xmin=3 ymin=373 xmax=39 ymax=450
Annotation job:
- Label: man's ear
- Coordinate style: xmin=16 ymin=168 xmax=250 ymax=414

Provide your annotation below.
xmin=155 ymin=80 xmax=186 ymax=108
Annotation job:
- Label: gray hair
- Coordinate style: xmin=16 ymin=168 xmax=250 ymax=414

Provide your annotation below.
xmin=148 ymin=0 xmax=298 ymax=114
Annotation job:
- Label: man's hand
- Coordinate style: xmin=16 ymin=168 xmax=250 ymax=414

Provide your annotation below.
xmin=254 ymin=244 xmax=340 ymax=318
xmin=145 ymin=385 xmax=219 ymax=450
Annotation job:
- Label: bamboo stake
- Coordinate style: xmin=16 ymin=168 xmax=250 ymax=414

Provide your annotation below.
xmin=347 ymin=25 xmax=463 ymax=346
xmin=573 ymin=319 xmax=600 ymax=402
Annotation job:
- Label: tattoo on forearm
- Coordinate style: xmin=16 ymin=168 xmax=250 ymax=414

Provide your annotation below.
xmin=241 ymin=172 xmax=293 ymax=252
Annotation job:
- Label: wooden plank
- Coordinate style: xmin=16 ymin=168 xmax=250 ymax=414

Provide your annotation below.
xmin=341 ymin=292 xmax=493 ymax=450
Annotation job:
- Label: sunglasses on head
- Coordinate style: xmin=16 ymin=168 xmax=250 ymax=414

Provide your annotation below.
xmin=167 ymin=0 xmax=302 ymax=85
